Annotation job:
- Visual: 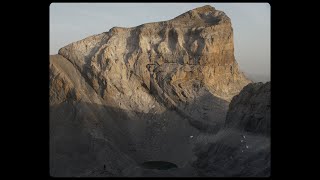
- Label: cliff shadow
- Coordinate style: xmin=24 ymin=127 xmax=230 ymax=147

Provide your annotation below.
xmin=49 ymin=86 xmax=232 ymax=177
xmin=50 ymin=100 xmax=200 ymax=177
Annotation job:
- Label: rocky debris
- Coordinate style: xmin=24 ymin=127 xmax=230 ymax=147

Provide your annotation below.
xmin=192 ymin=129 xmax=270 ymax=177
xmin=50 ymin=5 xmax=252 ymax=177
xmin=225 ymin=82 xmax=271 ymax=136
xmin=192 ymin=132 xmax=270 ymax=177
xmin=192 ymin=82 xmax=270 ymax=177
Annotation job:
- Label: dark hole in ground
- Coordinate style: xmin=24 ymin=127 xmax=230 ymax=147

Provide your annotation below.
xmin=140 ymin=161 xmax=178 ymax=170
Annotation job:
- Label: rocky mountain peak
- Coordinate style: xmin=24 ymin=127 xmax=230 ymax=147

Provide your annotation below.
xmin=170 ymin=5 xmax=230 ymax=28
xmin=193 ymin=5 xmax=216 ymax=12
xmin=50 ymin=6 xmax=254 ymax=177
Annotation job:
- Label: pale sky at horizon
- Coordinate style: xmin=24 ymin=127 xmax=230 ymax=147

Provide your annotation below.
xmin=50 ymin=3 xmax=270 ymax=77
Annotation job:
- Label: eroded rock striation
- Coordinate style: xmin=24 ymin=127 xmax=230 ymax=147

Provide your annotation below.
xmin=57 ymin=5 xmax=249 ymax=106
xmin=50 ymin=5 xmax=251 ymax=177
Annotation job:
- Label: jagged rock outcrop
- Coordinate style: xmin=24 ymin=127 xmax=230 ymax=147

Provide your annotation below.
xmin=57 ymin=4 xmax=249 ymax=108
xmin=225 ymin=82 xmax=271 ymax=136
xmin=50 ymin=5 xmax=251 ymax=177
xmin=192 ymin=82 xmax=270 ymax=177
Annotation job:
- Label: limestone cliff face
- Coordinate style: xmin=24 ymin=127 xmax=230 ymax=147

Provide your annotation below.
xmin=50 ymin=5 xmax=251 ymax=177
xmin=57 ymin=5 xmax=249 ymax=110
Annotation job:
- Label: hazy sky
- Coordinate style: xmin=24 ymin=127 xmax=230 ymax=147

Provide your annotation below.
xmin=50 ymin=3 xmax=270 ymax=77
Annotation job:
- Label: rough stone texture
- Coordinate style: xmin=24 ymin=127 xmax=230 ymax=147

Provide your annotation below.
xmin=50 ymin=5 xmax=252 ymax=177
xmin=192 ymin=129 xmax=270 ymax=177
xmin=192 ymin=82 xmax=270 ymax=177
xmin=50 ymin=54 xmax=201 ymax=177
xmin=225 ymin=82 xmax=271 ymax=136
xmin=57 ymin=5 xmax=250 ymax=106
xmin=50 ymin=55 xmax=137 ymax=176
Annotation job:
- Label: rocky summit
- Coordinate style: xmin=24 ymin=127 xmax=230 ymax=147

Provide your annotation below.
xmin=49 ymin=5 xmax=262 ymax=177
